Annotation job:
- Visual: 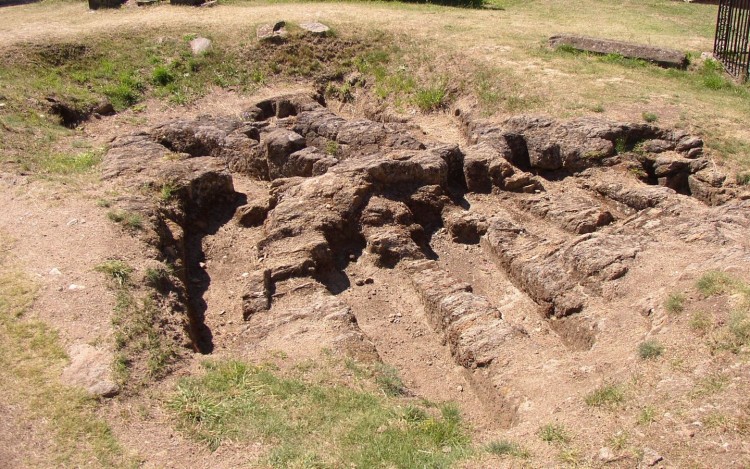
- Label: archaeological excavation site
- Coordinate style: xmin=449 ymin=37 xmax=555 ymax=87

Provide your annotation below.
xmin=1 ymin=1 xmax=750 ymax=468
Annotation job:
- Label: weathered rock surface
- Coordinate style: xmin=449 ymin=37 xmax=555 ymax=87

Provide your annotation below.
xmin=100 ymin=92 xmax=750 ymax=432
xmin=256 ymin=21 xmax=288 ymax=43
xmin=300 ymin=22 xmax=331 ymax=35
xmin=189 ymin=37 xmax=212 ymax=56
xmin=61 ymin=344 xmax=119 ymax=397
xmin=549 ymin=34 xmax=688 ymax=68
xmin=405 ymin=259 xmax=520 ymax=368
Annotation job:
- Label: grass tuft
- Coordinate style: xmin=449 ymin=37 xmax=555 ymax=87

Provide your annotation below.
xmin=538 ymin=423 xmax=570 ymax=444
xmin=39 ymin=149 xmax=102 ymax=175
xmin=95 ymin=259 xmax=133 ymax=288
xmin=696 ymin=271 xmax=734 ymax=296
xmin=642 ymin=111 xmax=658 ymax=123
xmin=107 ymin=210 xmax=145 ymax=231
xmin=414 ymin=82 xmax=448 ymax=112
xmin=637 ymin=406 xmax=657 ymax=425
xmin=638 ymin=340 xmax=664 ymax=360
xmin=585 ymin=383 xmax=626 ymax=409
xmin=486 ymin=440 xmax=530 ymax=459
xmin=665 ymin=292 xmax=686 ymax=314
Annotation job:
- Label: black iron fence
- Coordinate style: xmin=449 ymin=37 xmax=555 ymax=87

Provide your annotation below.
xmin=714 ymin=0 xmax=750 ymax=80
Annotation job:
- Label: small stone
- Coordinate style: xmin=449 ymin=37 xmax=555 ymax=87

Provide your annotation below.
xmin=642 ymin=447 xmax=663 ymax=466
xmin=457 ymin=385 xmax=463 ymax=392
xmin=219 ymin=310 xmax=226 ymax=315
xmin=68 ymin=284 xmax=85 ymax=290
xmin=441 ymin=446 xmax=452 ymax=454
xmin=598 ymin=447 xmax=616 ymax=462
xmin=300 ymin=22 xmax=331 ymax=35
xmin=61 ymin=344 xmax=119 ymax=398
xmin=364 ymin=277 xmax=374 ymax=284
xmin=241 ymin=272 xmax=250 ymax=278
xmin=67 ymin=218 xmax=78 ymax=226
xmin=355 ymin=279 xmax=365 ymax=286
xmin=257 ymin=21 xmax=287 ymax=43
xmin=348 ymin=254 xmax=356 ymax=261
xmin=189 ymin=37 xmax=212 ymax=56
xmin=49 ymin=268 xmax=62 ymax=276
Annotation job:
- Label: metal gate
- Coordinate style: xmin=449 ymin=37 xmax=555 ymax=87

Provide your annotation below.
xmin=715 ymin=0 xmax=750 ymax=80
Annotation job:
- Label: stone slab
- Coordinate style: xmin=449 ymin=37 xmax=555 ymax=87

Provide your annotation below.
xmin=549 ymin=34 xmax=688 ymax=69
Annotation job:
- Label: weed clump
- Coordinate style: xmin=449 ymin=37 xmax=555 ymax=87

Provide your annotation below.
xmin=414 ymin=82 xmax=448 ymax=112
xmin=107 ymin=210 xmax=145 ymax=231
xmin=665 ymin=292 xmax=686 ymax=314
xmin=642 ymin=111 xmax=658 ymax=123
xmin=538 ymin=423 xmax=570 ymax=444
xmin=585 ymin=383 xmax=625 ymax=409
xmin=638 ymin=340 xmax=664 ymax=359
xmin=696 ymin=271 xmax=734 ymax=296
xmin=95 ymin=260 xmax=133 ymax=288
xmin=486 ymin=440 xmax=530 ymax=458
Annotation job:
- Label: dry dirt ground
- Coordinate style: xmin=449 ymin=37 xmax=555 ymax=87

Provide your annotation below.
xmin=2 ymin=2 xmax=750 ymax=469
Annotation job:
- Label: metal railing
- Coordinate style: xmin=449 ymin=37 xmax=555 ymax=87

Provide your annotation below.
xmin=714 ymin=0 xmax=750 ymax=80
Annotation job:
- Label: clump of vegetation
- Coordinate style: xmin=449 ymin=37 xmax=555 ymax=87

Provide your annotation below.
xmin=111 ymin=292 xmax=178 ymax=382
xmin=107 ymin=210 xmax=145 ymax=231
xmin=486 ymin=440 xmax=531 ymax=459
xmin=538 ymin=423 xmax=570 ymax=444
xmin=642 ymin=111 xmax=658 ymax=123
xmin=345 ymin=359 xmax=408 ymax=397
xmin=168 ymin=360 xmax=470 ymax=467
xmin=373 ymin=363 xmax=407 ymax=396
xmin=737 ymin=171 xmax=750 ymax=186
xmin=638 ymin=340 xmax=664 ymax=360
xmin=691 ymin=373 xmax=729 ymax=398
xmin=414 ymin=82 xmax=448 ymax=112
xmin=152 ymin=65 xmax=176 ymax=87
xmin=690 ymin=311 xmax=712 ymax=335
xmin=665 ymin=292 xmax=686 ymax=314
xmin=637 ymin=406 xmax=657 ymax=425
xmin=696 ymin=271 xmax=734 ymax=296
xmin=699 ymin=59 xmax=733 ymax=91
xmin=614 ymin=137 xmax=627 ymax=154
xmin=585 ymin=383 xmax=626 ymax=409
xmin=144 ymin=266 xmax=172 ymax=290
xmin=39 ymin=149 xmax=102 ymax=175
xmin=95 ymin=259 xmax=133 ymax=288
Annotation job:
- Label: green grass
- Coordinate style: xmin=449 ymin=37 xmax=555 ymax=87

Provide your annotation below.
xmin=95 ymin=257 xmax=178 ymax=385
xmin=691 ymin=373 xmax=729 ymax=398
xmin=414 ymin=82 xmax=448 ymax=112
xmin=168 ymin=360 xmax=471 ymax=467
xmin=642 ymin=111 xmax=658 ymax=123
xmin=107 ymin=210 xmax=145 ymax=231
xmin=0 ymin=235 xmax=134 ymax=467
xmin=584 ymin=383 xmax=626 ymax=409
xmin=637 ymin=406 xmax=657 ymax=426
xmin=538 ymin=423 xmax=570 ymax=445
xmin=693 ymin=272 xmax=750 ymax=354
xmin=39 ymin=148 xmax=102 ymax=175
xmin=95 ymin=259 xmax=133 ymax=288
xmin=486 ymin=440 xmax=530 ymax=459
xmin=696 ymin=271 xmax=735 ymax=296
xmin=665 ymin=292 xmax=686 ymax=314
xmin=638 ymin=340 xmax=664 ymax=360
xmin=690 ymin=311 xmax=712 ymax=335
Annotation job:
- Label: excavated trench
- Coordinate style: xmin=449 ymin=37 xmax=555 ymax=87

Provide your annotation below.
xmin=102 ymin=90 xmax=750 ymax=424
